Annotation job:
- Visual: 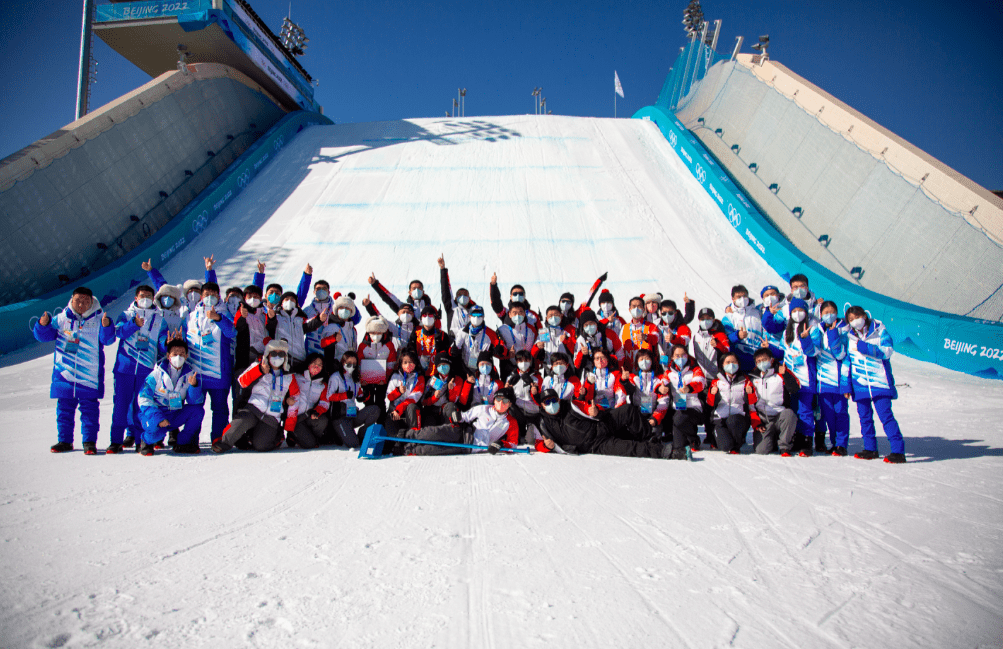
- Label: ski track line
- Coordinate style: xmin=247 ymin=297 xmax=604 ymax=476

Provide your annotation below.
xmin=514 ymin=458 xmax=697 ymax=649
xmin=574 ymin=461 xmax=822 ymax=649
xmin=732 ymin=458 xmax=1003 ymax=618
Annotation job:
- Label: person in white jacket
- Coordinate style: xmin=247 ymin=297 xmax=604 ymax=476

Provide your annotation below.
xmin=400 ymin=388 xmax=520 ymax=456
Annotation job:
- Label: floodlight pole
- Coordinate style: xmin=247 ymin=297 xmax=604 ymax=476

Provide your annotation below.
xmin=75 ymin=0 xmax=96 ymax=120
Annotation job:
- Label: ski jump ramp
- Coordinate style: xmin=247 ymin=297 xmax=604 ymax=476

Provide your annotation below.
xmin=159 ymin=115 xmax=781 ymax=310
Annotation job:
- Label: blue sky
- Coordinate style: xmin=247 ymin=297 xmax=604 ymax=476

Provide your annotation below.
xmin=1 ymin=0 xmax=1000 ymax=189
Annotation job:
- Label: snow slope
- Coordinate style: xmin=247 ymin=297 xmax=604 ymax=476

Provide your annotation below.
xmin=1 ymin=116 xmax=1001 ymax=648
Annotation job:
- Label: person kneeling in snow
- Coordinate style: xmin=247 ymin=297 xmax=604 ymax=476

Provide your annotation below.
xmin=212 ymin=340 xmax=297 ymax=453
xmin=136 ymin=333 xmax=205 ymax=455
xmin=401 ymin=387 xmax=519 ymax=456
xmin=535 ymin=389 xmax=672 ymax=459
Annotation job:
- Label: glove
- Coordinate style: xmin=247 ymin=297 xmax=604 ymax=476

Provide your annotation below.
xmin=450 ymin=409 xmax=462 ymax=424
xmin=488 ymin=442 xmax=501 ymax=455
xmin=520 ymin=373 xmax=534 ymax=387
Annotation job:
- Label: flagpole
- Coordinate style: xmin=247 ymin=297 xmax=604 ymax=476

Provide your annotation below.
xmin=615 ymin=92 xmax=617 ymax=118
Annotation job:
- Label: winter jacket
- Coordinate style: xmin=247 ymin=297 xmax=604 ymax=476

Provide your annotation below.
xmin=749 ymin=365 xmax=801 ymax=417
xmin=289 ymin=370 xmax=328 ymax=419
xmin=538 ymin=373 xmax=590 ymax=412
xmin=573 ymin=328 xmax=624 ymax=371
xmin=619 ymin=320 xmax=660 ymax=371
xmin=621 ymin=371 xmax=670 ymax=424
xmin=137 ymin=359 xmax=204 ymax=425
xmin=460 ymin=404 xmax=519 ymax=450
xmin=440 ymin=267 xmax=479 ymax=336
xmin=689 ymin=324 xmax=729 ymax=380
xmin=535 ymin=400 xmax=605 ymax=454
xmin=34 ymin=299 xmax=116 ymax=400
xmin=357 ymin=339 xmax=397 ymax=384
xmin=596 ymin=306 xmax=626 ymax=337
xmin=234 ymin=305 xmax=269 ymax=365
xmin=303 ymin=295 xmax=362 ymax=356
xmin=654 ymin=322 xmax=693 ymax=361
xmin=453 ymin=324 xmax=504 ymax=372
xmin=326 ymin=371 xmax=365 ymax=415
xmin=184 ymin=303 xmax=237 ymax=388
xmin=407 ymin=327 xmax=451 ymax=372
xmin=496 ymin=322 xmax=537 ymax=359
xmin=706 ymin=373 xmax=760 ymax=427
xmin=721 ymin=304 xmax=767 ymax=363
xmin=470 ymin=374 xmax=503 ymax=406
xmin=237 ymin=363 xmax=298 ymax=426
xmin=816 ymin=323 xmax=851 ymax=394
xmin=266 ymin=306 xmax=323 ymax=362
xmin=780 ymin=318 xmax=823 ymax=391
xmin=363 ymin=301 xmax=415 ymax=356
xmin=531 ymin=323 xmax=577 ymax=368
xmin=386 ymin=370 xmax=426 ymax=414
xmin=664 ymin=360 xmax=706 ymax=411
xmin=113 ymin=303 xmax=168 ymax=375
xmin=505 ymin=370 xmax=541 ymax=413
xmin=582 ymin=367 xmax=627 ymax=410
xmin=846 ymin=319 xmax=897 ymax=400
xmin=490 ymin=282 xmax=542 ymax=331
xmin=422 ymin=368 xmax=473 ymax=409
xmin=372 ymin=280 xmax=436 ymax=325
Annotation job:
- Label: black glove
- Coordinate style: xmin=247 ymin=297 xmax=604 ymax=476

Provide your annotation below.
xmin=492 ymin=344 xmax=506 ymax=356
xmin=450 ymin=409 xmax=462 ymax=424
xmin=488 ymin=442 xmax=501 ymax=455
xmin=520 ymin=373 xmax=534 ymax=387
xmin=306 ymin=408 xmax=318 ymax=418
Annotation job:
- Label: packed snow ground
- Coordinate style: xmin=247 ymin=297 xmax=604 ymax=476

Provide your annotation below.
xmin=2 ymin=116 xmax=1001 ymax=648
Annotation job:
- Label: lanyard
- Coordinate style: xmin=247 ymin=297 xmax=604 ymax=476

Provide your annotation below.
xmin=468 ymin=329 xmax=484 ymax=358
xmin=640 ymin=371 xmax=653 ymax=394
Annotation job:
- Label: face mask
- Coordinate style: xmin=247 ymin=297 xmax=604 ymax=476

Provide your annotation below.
xmin=169 ymin=355 xmax=185 ymax=369
xmin=600 ymin=303 xmax=613 ymax=314
xmin=161 ymin=296 xmax=175 ymax=308
xmin=471 ymin=316 xmax=484 ymax=327
xmin=457 ymin=295 xmax=470 ymax=306
xmin=850 ymin=317 xmax=866 ymax=331
xmin=338 ymin=308 xmax=352 ymax=320
xmin=637 ymin=359 xmax=652 ymax=371
xmin=552 ymin=364 xmax=567 ymax=376
xmin=411 ymin=288 xmax=423 ymax=300
xmin=661 ymin=311 xmax=675 ymax=322
xmin=756 ymin=360 xmax=772 ymax=372
xmin=316 ymin=289 xmax=329 ymax=301
xmin=584 ymin=324 xmax=597 ymax=336
xmin=723 ymin=362 xmax=739 ymax=375
xmin=437 ymin=364 xmax=451 ymax=376
xmin=269 ymin=355 xmax=285 ymax=368
xmin=517 ymin=361 xmax=532 ymax=372
xmin=344 ymin=364 xmax=356 ymax=372
xmin=227 ymin=297 xmax=241 ymax=311
xmin=400 ymin=313 xmax=413 ymax=323
xmin=421 ymin=316 xmax=435 ymax=328
xmin=204 ymin=295 xmax=219 ymax=307
xmin=188 ymin=291 xmax=201 ymax=303
xmin=308 ymin=364 xmax=322 ymax=377
xmin=630 ymin=307 xmax=644 ymax=319
xmin=547 ymin=316 xmax=561 ymax=327
xmin=137 ymin=297 xmax=154 ymax=309
xmin=282 ymin=300 xmax=297 ymax=312
xmin=543 ymin=402 xmax=560 ymax=415
xmin=822 ymin=313 xmax=838 ymax=326
xmin=560 ymin=301 xmax=572 ymax=313
xmin=511 ymin=293 xmax=525 ymax=303
xmin=267 ymin=293 xmax=280 ymax=305
xmin=792 ymin=287 xmax=808 ymax=299
xmin=674 ymin=355 xmax=688 ymax=368
xmin=733 ymin=296 xmax=749 ymax=308
xmin=512 ymin=314 xmax=525 ymax=325
xmin=700 ymin=319 xmax=713 ymax=330
xmin=370 ymin=334 xmax=382 ymax=343
xmin=246 ymin=297 xmax=261 ymax=308
xmin=763 ymin=294 xmax=779 ymax=308
xmin=791 ymin=311 xmax=807 ymax=323
xmin=478 ymin=364 xmax=492 ymax=376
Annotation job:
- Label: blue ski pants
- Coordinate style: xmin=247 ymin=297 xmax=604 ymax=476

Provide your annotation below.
xmin=110 ymin=370 xmax=150 ymax=443
xmin=141 ymin=405 xmax=205 ymax=446
xmin=56 ymin=397 xmax=100 ymax=445
xmin=819 ymin=393 xmax=850 ymax=449
xmin=856 ymin=396 xmax=904 ymax=454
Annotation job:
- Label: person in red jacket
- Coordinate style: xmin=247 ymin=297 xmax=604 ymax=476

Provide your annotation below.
xmin=385 ymin=350 xmax=426 ymax=451
xmin=596 ymin=289 xmax=627 ymax=337
xmin=357 ymin=315 xmax=397 ymax=417
xmin=496 ymin=302 xmax=538 ymax=380
xmin=620 ymin=297 xmax=660 ymax=372
xmin=408 ymin=305 xmax=452 ymax=373
xmin=689 ymin=307 xmax=730 ymax=448
xmin=661 ymin=344 xmax=707 ymax=452
xmin=705 ymin=352 xmax=760 ymax=454
xmin=573 ymin=309 xmax=624 ymax=376
xmin=531 ymin=305 xmax=577 ymax=372
xmin=422 ymin=351 xmax=473 ymax=425
xmin=489 ymin=272 xmax=542 ymax=331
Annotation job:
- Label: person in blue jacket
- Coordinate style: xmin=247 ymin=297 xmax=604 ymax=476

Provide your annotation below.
xmin=844 ymin=306 xmax=906 ymax=463
xmin=183 ymin=281 xmax=236 ymax=443
xmin=33 ymin=287 xmax=116 ymax=454
xmin=815 ymin=301 xmax=852 ymax=456
xmin=779 ymin=298 xmax=823 ymax=456
xmin=758 ymin=285 xmax=786 ymax=363
xmin=110 ymin=284 xmax=169 ymax=453
xmin=136 ymin=333 xmax=206 ymax=455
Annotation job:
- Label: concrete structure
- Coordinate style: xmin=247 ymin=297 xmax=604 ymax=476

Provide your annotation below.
xmin=671 ymin=54 xmax=1003 ymax=321
xmin=0 ymin=63 xmax=285 ymax=307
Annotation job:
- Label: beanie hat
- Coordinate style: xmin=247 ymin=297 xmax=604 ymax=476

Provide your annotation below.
xmin=788 ymin=298 xmax=809 ymax=314
xmin=280 ymin=291 xmax=298 ymax=303
xmin=494 ymin=386 xmax=516 ymax=403
xmin=761 ymin=285 xmax=780 ymax=298
xmin=598 ymin=289 xmax=615 ymax=304
xmin=365 ymin=315 xmax=389 ymax=334
xmin=155 ymin=284 xmax=182 ymax=310
xmin=579 ymin=309 xmax=598 ymax=327
xmin=643 ymin=292 xmax=662 ymax=304
xmin=420 ymin=305 xmax=438 ymax=317
xmin=477 ymin=350 xmax=494 ymax=365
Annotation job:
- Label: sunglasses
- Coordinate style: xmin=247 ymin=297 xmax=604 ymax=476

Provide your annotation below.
xmin=542 ymin=399 xmax=559 ymax=407
xmin=511 ymin=292 xmax=525 ymax=298
xmin=494 ymin=397 xmax=512 ymax=405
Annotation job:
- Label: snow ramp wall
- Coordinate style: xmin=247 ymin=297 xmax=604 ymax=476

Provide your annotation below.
xmin=634 ymin=105 xmax=1003 ymax=380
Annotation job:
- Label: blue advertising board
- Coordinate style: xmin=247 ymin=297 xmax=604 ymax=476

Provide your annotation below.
xmin=0 ymin=111 xmax=332 ymax=356
xmin=96 ymin=0 xmax=212 ymax=21
xmin=633 ymin=104 xmax=1003 ymax=381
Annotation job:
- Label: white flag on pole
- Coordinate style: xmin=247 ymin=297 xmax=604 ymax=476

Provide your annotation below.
xmin=614 ymin=70 xmax=624 ymax=98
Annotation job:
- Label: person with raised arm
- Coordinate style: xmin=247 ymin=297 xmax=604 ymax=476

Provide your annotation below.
xmin=368 ymin=271 xmax=435 ymax=322
xmin=780 ymin=298 xmax=824 ymax=456
xmin=438 ymin=254 xmax=478 ymax=336
xmin=489 ymin=272 xmax=541 ymax=331
xmin=34 ymin=287 xmax=116 ymax=454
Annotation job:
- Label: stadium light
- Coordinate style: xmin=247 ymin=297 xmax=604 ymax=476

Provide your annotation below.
xmin=280 ymin=15 xmax=309 ymax=56
xmin=460 ymin=88 xmax=467 ymax=117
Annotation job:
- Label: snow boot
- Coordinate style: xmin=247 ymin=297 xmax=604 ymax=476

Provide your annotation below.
xmin=660 ymin=443 xmax=674 ymax=460
xmin=139 ymin=443 xmax=155 ymax=456
xmin=831 ymin=446 xmax=848 ymax=457
xmin=173 ymin=443 xmax=201 ymax=455
xmin=669 ymin=447 xmax=688 ymax=461
xmin=122 ymin=435 xmax=135 ymax=448
xmin=780 ymin=451 xmax=793 ymax=457
xmin=167 ymin=430 xmax=178 ymax=447
xmin=814 ymin=432 xmax=829 ymax=454
xmin=50 ymin=442 xmax=73 ymax=453
xmin=211 ymin=440 xmax=231 ymax=454
xmin=83 ymin=442 xmax=98 ymax=455
xmin=105 ymin=444 xmax=124 ymax=455
xmin=883 ymin=453 xmax=906 ymax=464
xmin=799 ymin=444 xmax=814 ymax=457
xmin=854 ymin=449 xmax=880 ymax=460
xmin=728 ymin=449 xmax=740 ymax=455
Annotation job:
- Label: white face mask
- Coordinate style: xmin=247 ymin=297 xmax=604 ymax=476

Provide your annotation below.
xmin=517 ymin=361 xmax=532 ymax=372
xmin=630 ymin=307 xmax=644 ymax=319
xmin=188 ymin=291 xmax=201 ymax=303
xmin=733 ymin=296 xmax=749 ymax=308
xmin=203 ymin=295 xmax=219 ymax=307
xmin=637 ymin=359 xmax=652 ymax=371
xmin=552 ymin=364 xmax=567 ymax=376
xmin=137 ymin=297 xmax=154 ymax=309
xmin=169 ymin=355 xmax=185 ymax=369
xmin=411 ymin=288 xmax=424 ymax=300
xmin=338 ymin=308 xmax=352 ymax=319
xmin=282 ymin=299 xmax=297 ymax=312
xmin=421 ymin=316 xmax=435 ymax=328
xmin=400 ymin=313 xmax=413 ymax=323
xmin=512 ymin=314 xmax=525 ymax=325
xmin=600 ymin=303 xmax=613 ymax=314
xmin=547 ymin=316 xmax=561 ymax=327
xmin=370 ymin=334 xmax=382 ymax=343
xmin=699 ymin=319 xmax=713 ymax=330
xmin=246 ymin=297 xmax=261 ymax=308
xmin=756 ymin=360 xmax=772 ymax=372
xmin=544 ymin=402 xmax=560 ymax=415
xmin=269 ymin=355 xmax=285 ymax=368
xmin=791 ymin=311 xmax=807 ymax=323
xmin=560 ymin=301 xmax=572 ymax=313
xmin=850 ymin=317 xmax=866 ymax=331
xmin=763 ymin=294 xmax=779 ymax=308
xmin=470 ymin=316 xmax=484 ymax=326
xmin=584 ymin=324 xmax=597 ymax=336
xmin=457 ymin=295 xmax=470 ymax=306
xmin=792 ymin=287 xmax=808 ymax=299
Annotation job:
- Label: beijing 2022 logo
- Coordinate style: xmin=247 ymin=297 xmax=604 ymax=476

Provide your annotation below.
xmin=726 ymin=203 xmax=741 ymax=228
xmin=668 ymin=131 xmax=677 ymax=149
xmin=192 ymin=210 xmax=209 ymax=235
xmin=695 ymin=164 xmax=706 ymax=184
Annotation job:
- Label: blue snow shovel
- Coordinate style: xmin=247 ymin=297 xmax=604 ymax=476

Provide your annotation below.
xmin=358 ymin=425 xmax=533 ymax=459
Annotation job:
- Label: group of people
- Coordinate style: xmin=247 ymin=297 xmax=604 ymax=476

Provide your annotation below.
xmin=34 ymin=253 xmax=906 ymax=463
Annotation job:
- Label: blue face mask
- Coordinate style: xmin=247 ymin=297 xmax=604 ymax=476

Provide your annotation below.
xmin=161 ymin=296 xmax=175 ymax=308
xmin=756 ymin=360 xmax=773 ymax=372
xmin=478 ymin=364 xmax=492 ymax=376
xmin=316 ymin=289 xmax=329 ymax=301
xmin=674 ymin=356 xmax=687 ymax=368
xmin=822 ymin=313 xmax=838 ymax=325
xmin=267 ymin=293 xmax=280 ymax=305
xmin=411 ymin=287 xmax=424 ymax=300
xmin=437 ymin=364 xmax=451 ymax=376
xmin=512 ymin=314 xmax=525 ymax=325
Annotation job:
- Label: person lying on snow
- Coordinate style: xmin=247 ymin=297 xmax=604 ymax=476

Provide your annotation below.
xmin=534 ymin=389 xmax=674 ymax=459
xmin=398 ymin=387 xmax=519 ymax=456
